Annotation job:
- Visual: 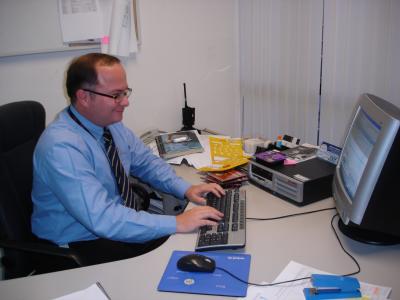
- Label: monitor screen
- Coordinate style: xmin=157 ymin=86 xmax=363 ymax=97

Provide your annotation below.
xmin=339 ymin=109 xmax=381 ymax=200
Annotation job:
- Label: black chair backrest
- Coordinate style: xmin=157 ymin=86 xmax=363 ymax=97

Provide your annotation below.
xmin=0 ymin=101 xmax=45 ymax=244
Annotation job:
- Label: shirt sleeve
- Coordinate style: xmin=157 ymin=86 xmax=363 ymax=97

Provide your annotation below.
xmin=121 ymin=128 xmax=191 ymax=199
xmin=36 ymin=138 xmax=177 ymax=243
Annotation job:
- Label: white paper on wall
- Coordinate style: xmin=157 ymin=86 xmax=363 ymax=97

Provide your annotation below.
xmin=58 ymin=0 xmax=138 ymax=56
xmin=58 ymin=0 xmax=103 ymax=43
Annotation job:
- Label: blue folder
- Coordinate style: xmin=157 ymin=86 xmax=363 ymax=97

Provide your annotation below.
xmin=157 ymin=250 xmax=251 ymax=297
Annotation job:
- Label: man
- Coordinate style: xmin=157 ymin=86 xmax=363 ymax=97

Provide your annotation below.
xmin=31 ymin=53 xmax=224 ymax=264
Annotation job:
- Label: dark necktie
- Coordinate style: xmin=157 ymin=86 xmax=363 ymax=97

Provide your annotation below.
xmin=103 ymin=128 xmax=137 ymax=210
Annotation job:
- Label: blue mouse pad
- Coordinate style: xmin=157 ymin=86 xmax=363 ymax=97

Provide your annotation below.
xmin=157 ymin=250 xmax=251 ymax=297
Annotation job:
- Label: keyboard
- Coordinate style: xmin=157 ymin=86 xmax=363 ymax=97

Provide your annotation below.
xmin=195 ymin=188 xmax=246 ymax=251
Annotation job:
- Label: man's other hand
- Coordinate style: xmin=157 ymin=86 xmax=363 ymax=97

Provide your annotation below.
xmin=184 ymin=183 xmax=225 ymax=205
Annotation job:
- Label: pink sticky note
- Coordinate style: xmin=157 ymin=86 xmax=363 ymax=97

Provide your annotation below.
xmin=102 ymin=36 xmax=109 ymax=44
xmin=284 ymin=159 xmax=297 ymax=166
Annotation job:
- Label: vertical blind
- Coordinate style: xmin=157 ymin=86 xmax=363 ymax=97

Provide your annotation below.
xmin=239 ymin=0 xmax=400 ymax=146
xmin=239 ymin=0 xmax=323 ymax=144
xmin=320 ymin=0 xmax=400 ymax=146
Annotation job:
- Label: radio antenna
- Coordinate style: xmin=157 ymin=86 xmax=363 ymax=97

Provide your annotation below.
xmin=183 ymin=83 xmax=188 ymax=107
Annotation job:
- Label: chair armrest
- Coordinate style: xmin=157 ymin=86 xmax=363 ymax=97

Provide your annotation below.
xmin=131 ymin=183 xmax=151 ymax=211
xmin=0 ymin=239 xmax=87 ymax=267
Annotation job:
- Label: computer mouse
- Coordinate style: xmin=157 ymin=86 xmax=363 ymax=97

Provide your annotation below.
xmin=177 ymin=253 xmax=216 ymax=273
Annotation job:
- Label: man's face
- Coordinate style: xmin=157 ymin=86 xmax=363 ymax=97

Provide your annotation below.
xmin=85 ymin=63 xmax=130 ymax=127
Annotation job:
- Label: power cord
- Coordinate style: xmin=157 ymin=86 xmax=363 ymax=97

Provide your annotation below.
xmin=215 ymin=266 xmax=311 ymax=287
xmin=246 ymin=207 xmax=336 ymax=221
xmin=330 ymin=213 xmax=361 ymax=277
xmin=218 ymin=210 xmax=361 ymax=286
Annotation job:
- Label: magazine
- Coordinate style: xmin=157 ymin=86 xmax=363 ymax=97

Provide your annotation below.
xmin=155 ymin=130 xmax=204 ymax=160
xmin=282 ymin=145 xmax=318 ymax=163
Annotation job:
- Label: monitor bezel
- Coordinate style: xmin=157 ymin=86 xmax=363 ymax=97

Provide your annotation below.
xmin=334 ymin=94 xmax=400 ymax=225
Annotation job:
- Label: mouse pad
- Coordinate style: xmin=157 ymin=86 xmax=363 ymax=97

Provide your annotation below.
xmin=158 ymin=250 xmax=251 ymax=297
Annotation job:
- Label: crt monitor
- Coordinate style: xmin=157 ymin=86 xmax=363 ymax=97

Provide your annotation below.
xmin=332 ymin=93 xmax=400 ymax=245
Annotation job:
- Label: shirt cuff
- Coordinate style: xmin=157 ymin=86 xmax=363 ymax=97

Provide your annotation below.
xmin=158 ymin=214 xmax=177 ymax=234
xmin=171 ymin=177 xmax=191 ymax=199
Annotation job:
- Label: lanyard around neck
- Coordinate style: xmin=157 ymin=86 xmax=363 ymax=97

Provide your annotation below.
xmin=68 ymin=107 xmax=98 ymax=140
xmin=68 ymin=107 xmax=119 ymax=168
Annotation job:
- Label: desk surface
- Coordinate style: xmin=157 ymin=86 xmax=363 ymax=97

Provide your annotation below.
xmin=1 ymin=165 xmax=399 ymax=299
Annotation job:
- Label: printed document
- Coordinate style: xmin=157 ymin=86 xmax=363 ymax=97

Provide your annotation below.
xmin=58 ymin=0 xmax=103 ymax=43
xmin=239 ymin=261 xmax=391 ymax=300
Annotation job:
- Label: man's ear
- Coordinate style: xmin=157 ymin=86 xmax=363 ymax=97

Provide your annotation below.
xmin=76 ymin=89 xmax=90 ymax=108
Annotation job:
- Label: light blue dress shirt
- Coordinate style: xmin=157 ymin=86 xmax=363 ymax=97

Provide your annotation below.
xmin=31 ymin=106 xmax=191 ymax=245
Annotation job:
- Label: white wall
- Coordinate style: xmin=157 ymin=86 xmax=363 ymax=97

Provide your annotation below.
xmin=0 ymin=0 xmax=240 ymax=137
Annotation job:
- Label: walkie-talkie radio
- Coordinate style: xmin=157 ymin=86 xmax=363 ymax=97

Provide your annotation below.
xmin=181 ymin=82 xmax=196 ymax=131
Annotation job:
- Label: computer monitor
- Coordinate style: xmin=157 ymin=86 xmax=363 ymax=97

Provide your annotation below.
xmin=332 ymin=93 xmax=400 ymax=245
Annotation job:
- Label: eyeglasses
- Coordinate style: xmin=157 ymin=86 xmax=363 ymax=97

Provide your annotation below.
xmin=83 ymin=88 xmax=132 ymax=103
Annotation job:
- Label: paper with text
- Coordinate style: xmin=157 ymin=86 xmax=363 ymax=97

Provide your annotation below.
xmin=58 ymin=0 xmax=103 ymax=43
xmin=239 ymin=261 xmax=391 ymax=300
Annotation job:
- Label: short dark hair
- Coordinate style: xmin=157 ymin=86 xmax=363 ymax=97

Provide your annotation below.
xmin=66 ymin=53 xmax=120 ymax=104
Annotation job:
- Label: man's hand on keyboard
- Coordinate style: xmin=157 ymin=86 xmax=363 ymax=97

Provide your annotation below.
xmin=185 ymin=183 xmax=225 ymax=205
xmin=176 ymin=206 xmax=224 ymax=233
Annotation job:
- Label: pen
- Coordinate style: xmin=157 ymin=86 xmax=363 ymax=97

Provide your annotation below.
xmin=96 ymin=281 xmax=112 ymax=300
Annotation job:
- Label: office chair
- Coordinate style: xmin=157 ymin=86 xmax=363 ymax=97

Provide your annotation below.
xmin=0 ymin=101 xmax=86 ymax=280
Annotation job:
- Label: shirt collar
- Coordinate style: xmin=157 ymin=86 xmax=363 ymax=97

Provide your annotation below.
xmin=69 ymin=105 xmax=104 ymax=140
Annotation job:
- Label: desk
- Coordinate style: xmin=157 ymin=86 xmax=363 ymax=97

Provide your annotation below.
xmin=1 ymin=165 xmax=400 ymax=299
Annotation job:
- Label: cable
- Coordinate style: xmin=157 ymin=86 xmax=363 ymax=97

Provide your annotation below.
xmin=215 ymin=266 xmax=311 ymax=287
xmin=330 ymin=213 xmax=361 ymax=276
xmin=246 ymin=207 xmax=336 ymax=221
xmin=217 ymin=211 xmax=361 ymax=286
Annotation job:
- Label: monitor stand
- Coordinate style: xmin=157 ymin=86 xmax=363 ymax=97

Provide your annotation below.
xmin=338 ymin=219 xmax=400 ymax=246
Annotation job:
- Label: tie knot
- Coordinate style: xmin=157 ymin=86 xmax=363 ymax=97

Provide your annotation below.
xmin=103 ymin=128 xmax=113 ymax=145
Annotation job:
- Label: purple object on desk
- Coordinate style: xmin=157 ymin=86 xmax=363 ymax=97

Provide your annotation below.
xmin=255 ymin=151 xmax=286 ymax=166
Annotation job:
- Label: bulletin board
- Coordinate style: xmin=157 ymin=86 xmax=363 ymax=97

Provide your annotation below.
xmin=0 ymin=0 xmax=139 ymax=58
xmin=0 ymin=0 xmax=100 ymax=57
